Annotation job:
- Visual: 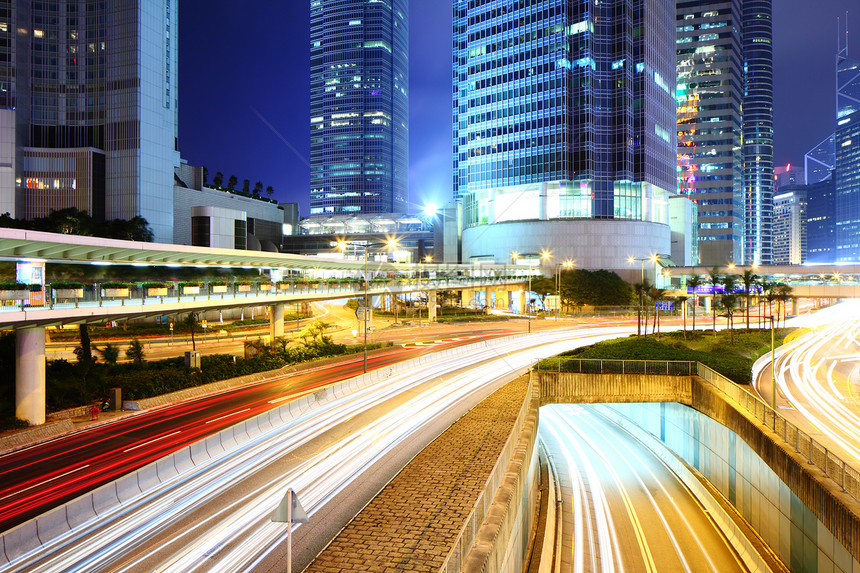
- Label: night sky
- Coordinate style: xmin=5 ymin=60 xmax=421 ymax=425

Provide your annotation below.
xmin=178 ymin=1 xmax=852 ymax=214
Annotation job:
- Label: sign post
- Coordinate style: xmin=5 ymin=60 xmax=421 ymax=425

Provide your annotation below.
xmin=272 ymin=488 xmax=309 ymax=573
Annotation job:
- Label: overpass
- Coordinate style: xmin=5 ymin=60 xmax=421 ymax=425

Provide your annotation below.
xmin=0 ymin=229 xmax=533 ymax=424
xmin=665 ymin=263 xmax=860 ymax=299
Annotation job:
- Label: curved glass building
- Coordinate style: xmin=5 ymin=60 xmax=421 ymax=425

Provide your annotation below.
xmin=453 ymin=0 xmax=678 ymax=271
xmin=309 ymin=0 xmax=409 ymax=216
xmin=742 ymin=0 xmax=774 ymax=265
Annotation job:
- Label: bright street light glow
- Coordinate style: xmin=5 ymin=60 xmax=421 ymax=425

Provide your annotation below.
xmin=423 ymin=203 xmax=439 ymax=217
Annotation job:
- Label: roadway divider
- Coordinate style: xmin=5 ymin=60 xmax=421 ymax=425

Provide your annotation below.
xmin=593 ymin=404 xmax=771 ymax=573
xmin=0 ymin=331 xmax=543 ymax=566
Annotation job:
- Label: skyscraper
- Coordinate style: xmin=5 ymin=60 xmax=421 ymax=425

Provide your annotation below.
xmin=453 ymin=0 xmax=679 ymax=273
xmin=309 ymin=0 xmax=408 ymax=216
xmin=0 ymin=1 xmax=180 ymax=243
xmin=676 ymin=1 xmax=744 ymax=266
xmin=742 ymin=0 xmax=774 ymax=265
xmin=834 ymin=32 xmax=860 ymax=261
xmin=805 ymin=134 xmax=835 ymax=185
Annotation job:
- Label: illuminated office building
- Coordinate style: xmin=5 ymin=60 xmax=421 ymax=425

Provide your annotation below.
xmin=0 ymin=1 xmax=179 ymax=243
xmin=805 ymin=134 xmax=835 ymax=185
xmin=834 ymin=40 xmax=860 ymax=261
xmin=453 ymin=0 xmax=679 ymax=273
xmin=309 ymin=0 xmax=408 ymax=216
xmin=676 ymin=1 xmax=744 ymax=266
xmin=741 ymin=0 xmax=774 ymax=266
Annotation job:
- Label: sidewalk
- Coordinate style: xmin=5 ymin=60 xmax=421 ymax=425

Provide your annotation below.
xmin=302 ymin=375 xmax=529 ymax=573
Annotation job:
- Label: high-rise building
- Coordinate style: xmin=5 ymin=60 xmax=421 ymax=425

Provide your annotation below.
xmin=834 ymin=36 xmax=860 ymax=262
xmin=805 ymin=134 xmax=835 ymax=185
xmin=676 ymin=1 xmax=745 ymax=266
xmin=742 ymin=0 xmax=774 ymax=265
xmin=0 ymin=1 xmax=180 ymax=243
xmin=806 ymin=176 xmax=836 ymax=263
xmin=453 ymin=0 xmax=680 ymax=274
xmin=774 ymin=163 xmax=804 ymax=190
xmin=309 ymin=0 xmax=408 ymax=216
xmin=771 ymin=185 xmax=806 ymax=265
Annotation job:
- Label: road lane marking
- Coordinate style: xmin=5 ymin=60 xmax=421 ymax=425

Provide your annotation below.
xmin=204 ymin=408 xmax=251 ymax=424
xmin=123 ymin=431 xmax=182 ymax=453
xmin=0 ymin=464 xmax=91 ymax=502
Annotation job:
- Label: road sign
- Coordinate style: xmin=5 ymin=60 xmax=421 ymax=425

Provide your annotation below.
xmin=272 ymin=488 xmax=309 ymax=524
xmin=355 ymin=307 xmax=371 ymax=322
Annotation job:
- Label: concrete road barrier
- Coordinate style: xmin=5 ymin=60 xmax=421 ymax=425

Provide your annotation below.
xmin=35 ymin=505 xmax=70 ymax=546
xmin=115 ymin=473 xmax=142 ymax=504
xmin=91 ymin=482 xmax=119 ymax=516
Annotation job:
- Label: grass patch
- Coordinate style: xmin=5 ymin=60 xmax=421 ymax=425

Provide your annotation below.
xmin=548 ymin=328 xmax=791 ymax=384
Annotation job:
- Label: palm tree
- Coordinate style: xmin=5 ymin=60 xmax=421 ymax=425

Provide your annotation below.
xmin=686 ymin=275 xmax=702 ymax=334
xmin=633 ymin=281 xmax=647 ymax=336
xmin=775 ymin=283 xmax=793 ymax=327
xmin=650 ymin=287 xmax=667 ymax=335
xmin=676 ymin=296 xmax=688 ymax=339
xmin=740 ymin=269 xmax=759 ymax=330
xmin=721 ymin=293 xmax=738 ymax=345
xmin=707 ymin=267 xmax=721 ymax=337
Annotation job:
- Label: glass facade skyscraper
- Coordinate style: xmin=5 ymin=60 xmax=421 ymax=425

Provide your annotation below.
xmin=805 ymin=134 xmax=835 ymax=185
xmin=309 ymin=0 xmax=408 ymax=216
xmin=742 ymin=0 xmax=774 ymax=265
xmin=0 ymin=0 xmax=180 ymax=243
xmin=676 ymin=1 xmax=744 ymax=266
xmin=453 ymin=0 xmax=677 ymax=231
xmin=834 ymin=43 xmax=860 ymax=261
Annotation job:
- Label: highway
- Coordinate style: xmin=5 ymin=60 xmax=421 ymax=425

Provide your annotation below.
xmin=1 ymin=327 xmax=633 ymax=573
xmin=753 ymin=301 xmax=860 ymax=463
xmin=540 ymin=405 xmax=748 ymax=573
xmin=0 ymin=330 xmax=523 ymax=532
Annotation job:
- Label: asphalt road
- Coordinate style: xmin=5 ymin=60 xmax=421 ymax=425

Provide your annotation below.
xmin=540 ymin=405 xmax=748 ymax=573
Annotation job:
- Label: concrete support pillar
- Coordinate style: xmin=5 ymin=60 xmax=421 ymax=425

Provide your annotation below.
xmin=519 ymin=289 xmax=527 ymax=314
xmin=486 ymin=287 xmax=492 ymax=310
xmin=497 ymin=290 xmax=509 ymax=311
xmin=16 ymin=326 xmax=46 ymax=425
xmin=269 ymin=304 xmax=285 ymax=341
xmin=460 ymin=289 xmax=470 ymax=308
xmin=791 ymin=297 xmax=798 ymax=316
xmin=704 ymin=296 xmax=711 ymax=314
xmin=428 ymin=290 xmax=437 ymax=322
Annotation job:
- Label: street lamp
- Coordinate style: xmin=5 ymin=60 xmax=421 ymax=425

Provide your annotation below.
xmin=554 ymin=259 xmax=574 ymax=320
xmin=513 ymin=251 xmax=549 ymax=333
xmin=337 ymin=239 xmax=398 ymax=373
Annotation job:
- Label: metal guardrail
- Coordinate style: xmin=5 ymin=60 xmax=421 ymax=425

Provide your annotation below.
xmin=536 ymin=357 xmax=695 ymax=377
xmin=438 ymin=372 xmax=535 ymax=573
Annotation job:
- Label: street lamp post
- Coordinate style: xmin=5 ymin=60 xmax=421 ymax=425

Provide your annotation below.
xmin=338 ymin=239 xmax=397 ymax=373
xmin=554 ymin=260 xmax=574 ymax=320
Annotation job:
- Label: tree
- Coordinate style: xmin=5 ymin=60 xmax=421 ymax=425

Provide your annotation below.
xmin=203 ymin=166 xmax=209 ymax=186
xmin=707 ymin=267 xmax=721 ymax=337
xmin=183 ymin=312 xmax=199 ymax=351
xmin=740 ymin=269 xmax=759 ymax=330
xmin=676 ymin=296 xmax=689 ymax=339
xmin=125 ymin=339 xmax=145 ymax=365
xmin=75 ymin=324 xmax=94 ymax=367
xmin=721 ymin=293 xmax=738 ymax=345
xmin=775 ymin=283 xmax=793 ymax=327
xmin=686 ymin=275 xmax=702 ymax=334
xmin=253 ymin=181 xmax=264 ymax=198
xmin=227 ymin=175 xmax=238 ymax=190
xmin=293 ymin=320 xmax=334 ymax=348
xmin=560 ymin=269 xmax=632 ymax=308
xmin=98 ymin=343 xmax=120 ymax=365
xmin=649 ymin=287 xmax=667 ymax=335
xmin=242 ymin=179 xmax=250 ymax=194
xmin=633 ymin=282 xmax=646 ymax=336
xmin=104 ymin=216 xmax=154 ymax=242
xmin=213 ymin=172 xmax=224 ymax=187
xmin=265 ymin=185 xmax=275 ymax=197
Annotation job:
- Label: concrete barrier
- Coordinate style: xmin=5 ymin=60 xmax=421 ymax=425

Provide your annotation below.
xmin=173 ymin=445 xmax=194 ymax=474
xmin=155 ymin=457 xmax=178 ymax=482
xmin=2 ymin=520 xmax=39 ymax=562
xmin=204 ymin=433 xmax=224 ymax=457
xmin=115 ymin=473 xmax=142 ymax=504
xmin=91 ymin=482 xmax=119 ymax=515
xmin=135 ymin=464 xmax=160 ymax=494
xmin=65 ymin=495 xmax=96 ymax=530
xmin=189 ymin=440 xmax=210 ymax=466
xmin=36 ymin=505 xmax=70 ymax=545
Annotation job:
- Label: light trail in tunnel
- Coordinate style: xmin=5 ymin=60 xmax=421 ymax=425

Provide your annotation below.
xmin=540 ymin=405 xmax=747 ymax=573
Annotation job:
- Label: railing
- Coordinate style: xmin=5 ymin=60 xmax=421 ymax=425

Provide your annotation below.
xmin=536 ymin=357 xmax=695 ymax=376
xmin=438 ymin=372 xmax=535 ymax=573
xmin=0 ymin=276 xmax=523 ymax=315
xmin=537 ymin=357 xmax=860 ymax=505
